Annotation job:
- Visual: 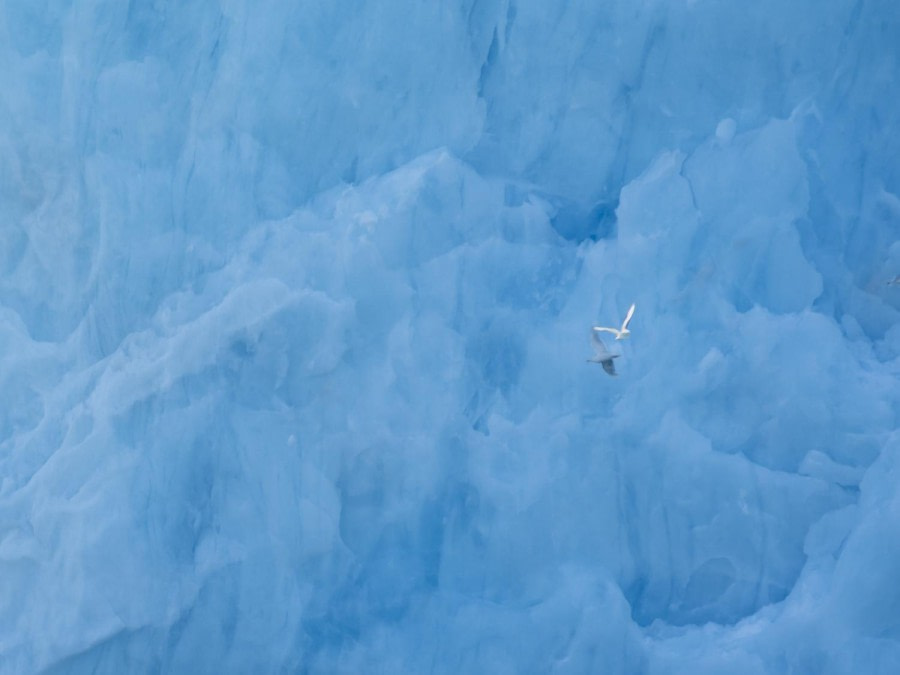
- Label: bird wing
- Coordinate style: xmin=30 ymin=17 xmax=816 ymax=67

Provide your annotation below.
xmin=591 ymin=329 xmax=612 ymax=357
xmin=601 ymin=359 xmax=617 ymax=376
xmin=592 ymin=326 xmax=619 ymax=337
xmin=621 ymin=303 xmax=636 ymax=330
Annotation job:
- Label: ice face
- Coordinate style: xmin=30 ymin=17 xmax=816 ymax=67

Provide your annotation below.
xmin=1 ymin=1 xmax=899 ymax=673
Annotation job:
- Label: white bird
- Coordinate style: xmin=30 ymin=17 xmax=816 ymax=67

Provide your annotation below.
xmin=886 ymin=275 xmax=900 ymax=286
xmin=593 ymin=303 xmax=636 ymax=340
xmin=587 ymin=331 xmax=620 ymax=376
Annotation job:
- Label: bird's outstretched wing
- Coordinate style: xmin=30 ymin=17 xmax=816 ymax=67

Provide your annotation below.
xmin=621 ymin=303 xmax=636 ymax=330
xmin=591 ymin=329 xmax=613 ymax=357
xmin=592 ymin=326 xmax=619 ymax=337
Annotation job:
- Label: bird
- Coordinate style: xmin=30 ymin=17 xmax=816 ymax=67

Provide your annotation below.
xmin=593 ymin=303 xmax=636 ymax=340
xmin=886 ymin=275 xmax=900 ymax=286
xmin=587 ymin=330 xmax=620 ymax=376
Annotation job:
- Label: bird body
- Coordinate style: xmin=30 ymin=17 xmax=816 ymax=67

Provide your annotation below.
xmin=593 ymin=303 xmax=636 ymax=340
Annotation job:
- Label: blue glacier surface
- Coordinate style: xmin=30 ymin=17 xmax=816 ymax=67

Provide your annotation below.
xmin=1 ymin=1 xmax=900 ymax=673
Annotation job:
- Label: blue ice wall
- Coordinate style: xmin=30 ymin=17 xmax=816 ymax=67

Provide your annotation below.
xmin=1 ymin=1 xmax=899 ymax=673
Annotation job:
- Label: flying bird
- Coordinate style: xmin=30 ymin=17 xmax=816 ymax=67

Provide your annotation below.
xmin=593 ymin=303 xmax=636 ymax=340
xmin=587 ymin=331 xmax=620 ymax=376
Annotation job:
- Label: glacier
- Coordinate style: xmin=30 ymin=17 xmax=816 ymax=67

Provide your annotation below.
xmin=1 ymin=0 xmax=899 ymax=672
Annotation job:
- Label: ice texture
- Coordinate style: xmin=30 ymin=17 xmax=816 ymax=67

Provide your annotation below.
xmin=1 ymin=0 xmax=899 ymax=673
